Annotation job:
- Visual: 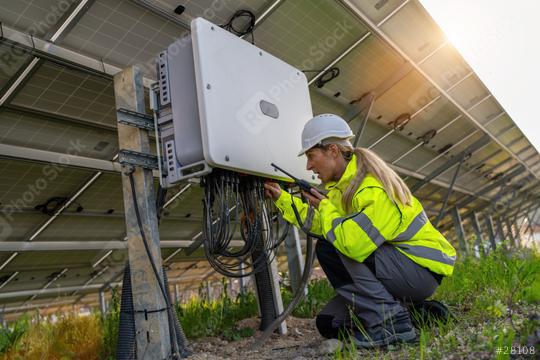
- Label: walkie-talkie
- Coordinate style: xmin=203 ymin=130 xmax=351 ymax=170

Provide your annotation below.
xmin=270 ymin=163 xmax=327 ymax=195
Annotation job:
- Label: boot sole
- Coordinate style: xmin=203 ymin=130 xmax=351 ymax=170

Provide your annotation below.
xmin=354 ymin=328 xmax=417 ymax=348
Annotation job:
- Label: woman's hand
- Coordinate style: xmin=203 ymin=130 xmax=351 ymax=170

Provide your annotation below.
xmin=264 ymin=181 xmax=282 ymax=201
xmin=302 ymin=188 xmax=327 ymax=209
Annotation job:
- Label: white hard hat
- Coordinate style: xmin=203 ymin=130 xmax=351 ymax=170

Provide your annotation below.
xmin=298 ymin=114 xmax=354 ymax=156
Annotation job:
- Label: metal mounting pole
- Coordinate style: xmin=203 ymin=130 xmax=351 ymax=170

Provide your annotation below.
xmin=509 ymin=201 xmax=525 ymax=248
xmin=284 ymin=223 xmax=306 ymax=295
xmin=505 ymin=218 xmax=517 ymax=248
xmin=251 ymin=232 xmax=287 ymax=335
xmin=495 ymin=217 xmax=508 ymax=251
xmin=455 ymin=165 xmax=524 ymax=209
xmin=411 ymin=135 xmax=490 ymax=193
xmin=470 ymin=212 xmax=485 ymax=257
xmin=484 ymin=214 xmax=497 ymax=252
xmin=174 ymin=284 xmax=180 ymax=304
xmin=114 ymin=66 xmax=172 ymax=359
xmin=228 ymin=277 xmax=234 ymax=298
xmin=511 ymin=221 xmax=522 ymax=248
xmin=99 ymin=289 xmax=107 ymax=318
xmin=525 ymin=207 xmax=539 ymax=244
xmin=434 ymin=156 xmax=464 ymax=227
xmin=270 ymin=255 xmax=287 ymax=334
xmin=451 ymin=206 xmax=468 ymax=254
xmin=206 ymin=281 xmax=212 ymax=300
xmin=239 ymin=261 xmax=246 ymax=295
xmin=351 ymin=92 xmax=375 ymax=147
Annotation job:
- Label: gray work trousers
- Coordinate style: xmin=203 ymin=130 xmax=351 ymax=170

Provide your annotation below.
xmin=316 ymin=239 xmax=439 ymax=330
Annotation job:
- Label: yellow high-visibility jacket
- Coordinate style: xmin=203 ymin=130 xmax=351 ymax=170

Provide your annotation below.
xmin=274 ymin=154 xmax=456 ymax=276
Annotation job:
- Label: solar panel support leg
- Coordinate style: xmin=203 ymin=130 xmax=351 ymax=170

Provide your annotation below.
xmin=284 ymin=224 xmax=306 ymax=295
xmin=99 ymin=289 xmax=107 ymax=318
xmin=525 ymin=208 xmax=539 ymax=243
xmin=451 ymin=206 xmax=468 ymax=255
xmin=504 ymin=218 xmax=517 ymax=248
xmin=114 ymin=66 xmax=173 ymax=359
xmin=495 ymin=217 xmax=508 ymax=251
xmin=484 ymin=214 xmax=497 ymax=252
xmin=252 ymin=207 xmax=286 ymax=335
xmin=470 ymin=211 xmax=485 ymax=257
xmin=434 ymin=156 xmax=464 ymax=227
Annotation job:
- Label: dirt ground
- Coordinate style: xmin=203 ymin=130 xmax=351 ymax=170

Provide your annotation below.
xmin=185 ymin=316 xmax=334 ymax=359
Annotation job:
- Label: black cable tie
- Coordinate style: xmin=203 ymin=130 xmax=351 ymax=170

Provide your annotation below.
xmin=0 ymin=22 xmax=4 ymax=39
xmin=121 ymin=306 xmax=170 ymax=316
xmin=143 ymin=307 xmax=170 ymax=315
xmin=389 ymin=113 xmax=411 ymax=131
xmin=315 ymin=67 xmax=340 ymax=88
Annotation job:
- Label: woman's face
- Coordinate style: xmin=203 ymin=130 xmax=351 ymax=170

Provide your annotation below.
xmin=305 ymin=146 xmax=342 ymax=184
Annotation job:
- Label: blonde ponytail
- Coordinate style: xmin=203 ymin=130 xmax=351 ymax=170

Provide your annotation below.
xmin=336 ymin=145 xmax=413 ymax=212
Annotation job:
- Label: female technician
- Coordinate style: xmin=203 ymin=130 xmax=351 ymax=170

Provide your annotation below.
xmin=264 ymin=114 xmax=456 ymax=348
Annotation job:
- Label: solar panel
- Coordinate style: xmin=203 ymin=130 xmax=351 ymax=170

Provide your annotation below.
xmin=370 ymin=71 xmax=440 ymax=132
xmin=11 ymin=61 xmax=117 ymax=127
xmin=0 ymin=0 xmax=538 ymax=314
xmin=469 ymin=97 xmax=504 ymax=126
xmin=348 ymin=0 xmax=407 ymax=25
xmin=254 ymin=0 xmax=369 ymax=72
xmin=150 ymin=0 xmax=269 ymax=25
xmin=419 ymin=43 xmax=471 ymax=91
xmin=61 ymin=0 xmax=189 ymax=78
xmin=447 ymin=73 xmax=490 ymax=110
xmin=320 ymin=35 xmax=405 ymax=102
xmin=380 ymin=0 xmax=446 ymax=62
xmin=0 ymin=159 xmax=94 ymax=210
xmin=0 ymin=0 xmax=71 ymax=37
xmin=0 ymin=108 xmax=119 ymax=160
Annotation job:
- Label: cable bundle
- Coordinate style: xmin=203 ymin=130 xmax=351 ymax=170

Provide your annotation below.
xmin=202 ymin=169 xmax=289 ymax=278
xmin=220 ymin=9 xmax=256 ymax=44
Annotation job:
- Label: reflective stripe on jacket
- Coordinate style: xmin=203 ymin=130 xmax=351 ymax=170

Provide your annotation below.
xmin=274 ymin=154 xmax=456 ymax=276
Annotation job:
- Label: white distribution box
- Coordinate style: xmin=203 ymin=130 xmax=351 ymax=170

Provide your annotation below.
xmin=156 ymin=17 xmax=315 ymax=187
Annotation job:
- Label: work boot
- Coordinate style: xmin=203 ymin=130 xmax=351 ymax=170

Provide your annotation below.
xmin=316 ymin=314 xmax=341 ymax=339
xmin=408 ymin=300 xmax=453 ymax=328
xmin=353 ymin=309 xmax=416 ymax=348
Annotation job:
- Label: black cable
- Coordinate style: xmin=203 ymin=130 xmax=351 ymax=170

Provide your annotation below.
xmin=202 ymin=170 xmax=323 ymax=349
xmin=221 ymin=9 xmax=256 ymax=44
xmin=289 ymin=192 xmax=326 ymax=239
xmin=301 ymin=67 xmax=340 ymax=88
xmin=252 ymin=193 xmax=323 ymax=348
xmin=155 ymin=184 xmax=168 ymax=224
xmin=128 ymin=173 xmax=184 ymax=359
xmin=35 ymin=197 xmax=69 ymax=216
xmin=202 ymin=170 xmax=288 ymax=278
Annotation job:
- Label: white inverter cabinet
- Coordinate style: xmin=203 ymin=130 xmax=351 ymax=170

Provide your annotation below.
xmin=156 ymin=17 xmax=315 ymax=188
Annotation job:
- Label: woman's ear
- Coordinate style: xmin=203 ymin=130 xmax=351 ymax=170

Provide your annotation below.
xmin=329 ymin=144 xmax=341 ymax=158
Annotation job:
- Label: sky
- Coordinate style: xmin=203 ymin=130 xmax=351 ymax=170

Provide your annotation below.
xmin=419 ymin=0 xmax=540 ymax=153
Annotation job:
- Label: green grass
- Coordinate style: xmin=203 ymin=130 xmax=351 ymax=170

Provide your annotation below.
xmin=282 ymin=278 xmax=336 ymax=318
xmin=335 ymin=246 xmax=540 ymax=359
xmin=2 ymin=247 xmax=538 ymax=359
xmin=0 ymin=314 xmax=31 ymax=355
xmin=100 ymin=288 xmax=120 ymax=360
xmin=175 ymin=279 xmax=259 ymax=340
xmin=175 ymin=277 xmax=336 ymax=339
xmin=0 ymin=313 xmax=103 ymax=359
